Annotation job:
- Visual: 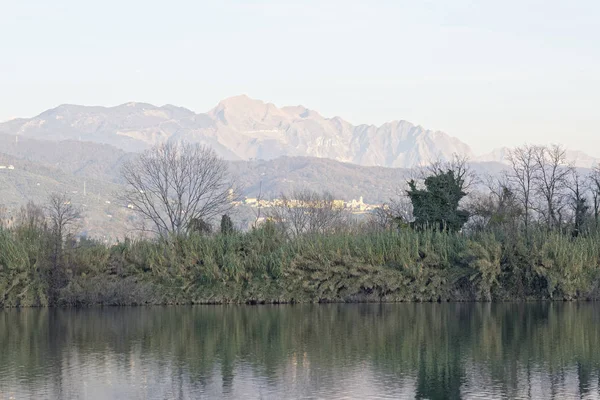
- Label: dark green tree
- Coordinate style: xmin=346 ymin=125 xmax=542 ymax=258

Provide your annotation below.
xmin=407 ymin=170 xmax=469 ymax=232
xmin=572 ymin=196 xmax=589 ymax=237
xmin=220 ymin=214 xmax=234 ymax=235
xmin=567 ymin=169 xmax=593 ymax=237
xmin=567 ymin=172 xmax=590 ymax=237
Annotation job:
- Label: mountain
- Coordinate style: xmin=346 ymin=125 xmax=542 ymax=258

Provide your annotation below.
xmin=0 ymin=103 xmax=198 ymax=153
xmin=0 ymin=96 xmax=474 ymax=168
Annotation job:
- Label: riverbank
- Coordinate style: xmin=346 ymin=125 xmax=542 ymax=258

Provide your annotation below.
xmin=2 ymin=224 xmax=600 ymax=307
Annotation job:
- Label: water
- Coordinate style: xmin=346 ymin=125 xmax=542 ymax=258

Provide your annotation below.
xmin=1 ymin=303 xmax=600 ymax=399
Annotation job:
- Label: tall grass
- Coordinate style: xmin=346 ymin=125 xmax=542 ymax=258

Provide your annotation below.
xmin=1 ymin=223 xmax=599 ymax=306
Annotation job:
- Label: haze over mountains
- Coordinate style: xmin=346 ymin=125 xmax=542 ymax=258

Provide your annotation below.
xmin=0 ymin=95 xmax=476 ymax=168
xmin=3 ymin=95 xmax=597 ymax=169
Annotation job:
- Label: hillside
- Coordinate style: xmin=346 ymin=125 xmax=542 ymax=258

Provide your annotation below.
xmin=0 ymin=134 xmax=133 ymax=183
xmin=230 ymin=157 xmax=409 ymax=203
xmin=0 ymin=152 xmax=137 ymax=241
xmin=0 ymin=135 xmax=508 ymax=204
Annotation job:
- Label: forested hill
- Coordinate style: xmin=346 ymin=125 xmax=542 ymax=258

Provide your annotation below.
xmin=0 ymin=134 xmax=507 ymax=204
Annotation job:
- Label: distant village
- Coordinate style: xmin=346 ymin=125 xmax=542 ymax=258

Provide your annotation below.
xmin=234 ymin=196 xmax=378 ymax=214
xmin=0 ymin=160 xmax=380 ymax=238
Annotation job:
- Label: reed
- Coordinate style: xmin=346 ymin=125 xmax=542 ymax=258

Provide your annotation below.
xmin=1 ymin=224 xmax=599 ymax=306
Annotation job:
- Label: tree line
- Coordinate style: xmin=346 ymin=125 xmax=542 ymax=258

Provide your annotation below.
xmin=473 ymin=144 xmax=600 ymax=237
xmin=2 ymin=141 xmax=600 ymax=306
xmin=103 ymin=141 xmax=600 ymax=240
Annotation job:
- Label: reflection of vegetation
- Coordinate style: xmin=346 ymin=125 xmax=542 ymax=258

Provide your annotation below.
xmin=2 ymin=304 xmax=600 ymax=398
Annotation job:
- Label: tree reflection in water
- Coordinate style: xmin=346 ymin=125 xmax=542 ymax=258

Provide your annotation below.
xmin=1 ymin=303 xmax=600 ymax=399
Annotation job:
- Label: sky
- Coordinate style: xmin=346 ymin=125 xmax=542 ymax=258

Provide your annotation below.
xmin=1 ymin=0 xmax=599 ymax=156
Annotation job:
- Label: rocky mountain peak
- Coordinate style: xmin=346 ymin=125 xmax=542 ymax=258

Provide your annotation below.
xmin=0 ymin=95 xmax=481 ymax=168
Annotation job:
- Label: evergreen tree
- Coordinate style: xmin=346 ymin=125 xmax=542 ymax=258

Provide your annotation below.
xmin=407 ymin=170 xmax=469 ymax=232
xmin=572 ymin=196 xmax=589 ymax=237
xmin=220 ymin=214 xmax=234 ymax=235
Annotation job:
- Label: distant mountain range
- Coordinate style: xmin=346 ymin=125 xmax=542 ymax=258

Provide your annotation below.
xmin=3 ymin=95 xmax=597 ymax=169
xmin=3 ymin=95 xmax=598 ymax=169
xmin=0 ymin=95 xmax=477 ymax=168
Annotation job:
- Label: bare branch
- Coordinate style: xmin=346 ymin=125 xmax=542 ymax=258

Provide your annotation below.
xmin=268 ymin=189 xmax=348 ymax=237
xmin=427 ymin=153 xmax=478 ymax=193
xmin=120 ymin=142 xmax=236 ymax=237
xmin=506 ymin=144 xmax=540 ymax=233
xmin=46 ymin=193 xmax=82 ymax=241
xmin=533 ymin=144 xmax=573 ymax=230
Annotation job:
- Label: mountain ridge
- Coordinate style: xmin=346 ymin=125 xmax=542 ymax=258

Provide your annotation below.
xmin=0 ymin=95 xmax=474 ymax=168
xmin=2 ymin=95 xmax=598 ymax=169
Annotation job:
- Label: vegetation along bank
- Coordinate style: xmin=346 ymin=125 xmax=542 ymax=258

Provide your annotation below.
xmin=2 ymin=143 xmax=600 ymax=306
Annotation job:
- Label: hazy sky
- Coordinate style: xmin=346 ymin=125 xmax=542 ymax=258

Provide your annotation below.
xmin=1 ymin=0 xmax=599 ymax=155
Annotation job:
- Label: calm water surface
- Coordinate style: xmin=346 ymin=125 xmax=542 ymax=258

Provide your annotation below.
xmin=1 ymin=303 xmax=600 ymax=399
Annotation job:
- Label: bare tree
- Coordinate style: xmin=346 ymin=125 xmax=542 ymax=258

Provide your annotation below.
xmin=45 ymin=193 xmax=81 ymax=303
xmin=46 ymin=193 xmax=81 ymax=243
xmin=369 ymin=206 xmax=396 ymax=231
xmin=533 ymin=144 xmax=573 ymax=230
xmin=506 ymin=145 xmax=539 ymax=234
xmin=121 ymin=142 xmax=236 ymax=237
xmin=468 ymin=174 xmax=522 ymax=233
xmin=15 ymin=201 xmax=47 ymax=232
xmin=269 ymin=193 xmax=309 ymax=237
xmin=305 ymin=192 xmax=348 ymax=234
xmin=369 ymin=184 xmax=413 ymax=231
xmin=269 ymin=189 xmax=347 ymax=237
xmin=427 ymin=153 xmax=478 ymax=193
